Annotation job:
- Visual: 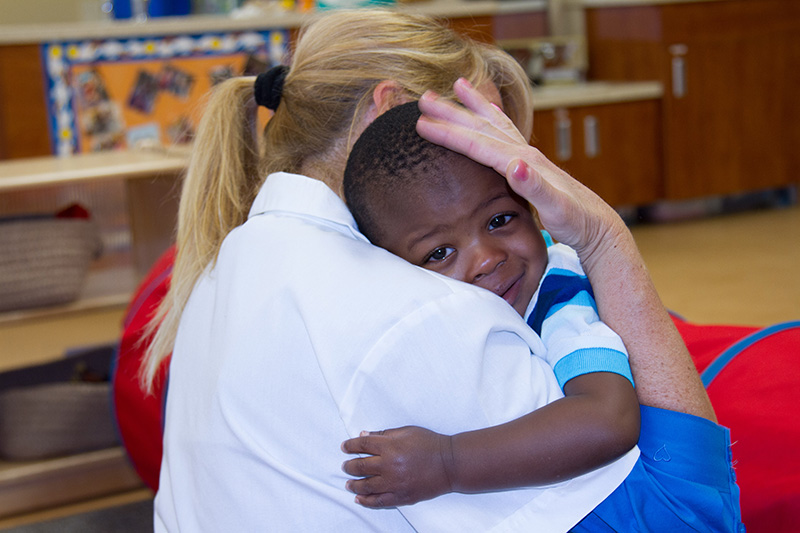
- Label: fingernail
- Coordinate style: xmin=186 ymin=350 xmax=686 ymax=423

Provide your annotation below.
xmin=421 ymin=90 xmax=440 ymax=102
xmin=457 ymin=77 xmax=473 ymax=89
xmin=511 ymin=160 xmax=529 ymax=182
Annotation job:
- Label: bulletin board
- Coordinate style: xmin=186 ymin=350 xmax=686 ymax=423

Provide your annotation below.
xmin=42 ymin=30 xmax=289 ymax=155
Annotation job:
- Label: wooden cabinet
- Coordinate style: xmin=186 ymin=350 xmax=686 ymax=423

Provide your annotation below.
xmin=0 ymin=45 xmax=51 ymax=160
xmin=585 ymin=0 xmax=800 ymax=200
xmin=532 ymin=96 xmax=662 ymax=207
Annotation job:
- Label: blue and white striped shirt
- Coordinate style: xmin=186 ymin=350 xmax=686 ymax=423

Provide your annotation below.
xmin=524 ymin=232 xmax=634 ymax=390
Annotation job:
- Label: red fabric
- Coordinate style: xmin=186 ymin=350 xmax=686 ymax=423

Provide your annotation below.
xmin=55 ymin=203 xmax=91 ymax=219
xmin=673 ymin=315 xmax=800 ymax=533
xmin=670 ymin=315 xmax=758 ymax=374
xmin=112 ymin=245 xmax=174 ymax=491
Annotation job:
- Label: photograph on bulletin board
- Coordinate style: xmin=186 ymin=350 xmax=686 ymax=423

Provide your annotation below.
xmin=43 ymin=31 xmax=288 ymax=155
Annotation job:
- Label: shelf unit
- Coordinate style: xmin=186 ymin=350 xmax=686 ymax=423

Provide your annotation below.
xmin=0 ymin=148 xmax=186 ymax=517
xmin=0 ymin=148 xmax=187 ymax=372
xmin=0 ymin=447 xmax=146 ymax=519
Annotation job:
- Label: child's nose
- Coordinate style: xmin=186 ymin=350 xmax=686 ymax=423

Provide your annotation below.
xmin=469 ymin=242 xmax=507 ymax=283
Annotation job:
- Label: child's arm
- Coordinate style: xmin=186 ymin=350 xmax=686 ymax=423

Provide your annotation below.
xmin=342 ymin=243 xmax=638 ymax=508
xmin=341 ymin=370 xmax=639 ymax=508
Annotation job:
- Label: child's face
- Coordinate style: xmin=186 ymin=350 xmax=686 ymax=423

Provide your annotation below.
xmin=378 ymin=158 xmax=548 ymax=316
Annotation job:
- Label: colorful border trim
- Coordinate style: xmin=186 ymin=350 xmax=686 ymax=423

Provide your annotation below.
xmin=42 ymin=29 xmax=288 ymax=155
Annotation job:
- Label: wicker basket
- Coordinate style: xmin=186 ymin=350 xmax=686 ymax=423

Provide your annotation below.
xmin=0 ymin=381 xmax=119 ymax=460
xmin=0 ymin=217 xmax=102 ymax=313
xmin=0 ymin=345 xmax=119 ymax=461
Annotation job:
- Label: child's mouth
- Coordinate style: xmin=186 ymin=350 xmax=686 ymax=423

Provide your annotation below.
xmin=499 ymin=275 xmax=523 ymax=308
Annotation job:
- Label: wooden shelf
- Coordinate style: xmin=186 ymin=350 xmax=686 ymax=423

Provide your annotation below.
xmin=0 ymin=447 xmax=144 ymax=519
xmin=0 ymin=150 xmax=185 ymax=370
xmin=0 ymin=148 xmax=189 ymax=192
xmin=531 ymin=80 xmax=663 ymax=110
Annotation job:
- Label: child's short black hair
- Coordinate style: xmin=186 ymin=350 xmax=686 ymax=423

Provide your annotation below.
xmin=344 ymin=101 xmax=462 ymax=244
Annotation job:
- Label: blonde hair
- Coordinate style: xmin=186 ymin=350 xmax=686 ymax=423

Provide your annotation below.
xmin=141 ymin=8 xmax=533 ymax=390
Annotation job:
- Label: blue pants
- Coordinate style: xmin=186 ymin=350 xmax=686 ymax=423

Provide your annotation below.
xmin=571 ymin=405 xmax=745 ymax=532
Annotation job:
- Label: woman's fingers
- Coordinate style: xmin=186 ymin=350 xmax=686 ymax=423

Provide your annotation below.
xmin=451 ymin=78 xmax=527 ymax=139
xmin=417 ymin=86 xmax=534 ymax=179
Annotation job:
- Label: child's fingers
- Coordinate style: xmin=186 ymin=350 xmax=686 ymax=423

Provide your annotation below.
xmin=346 ymin=472 xmax=387 ymax=495
xmin=355 ymin=492 xmax=399 ymax=509
xmin=341 ymin=455 xmax=384 ymax=477
xmin=341 ymin=433 xmax=384 ymax=456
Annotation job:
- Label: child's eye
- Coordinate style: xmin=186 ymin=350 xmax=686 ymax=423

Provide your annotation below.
xmin=488 ymin=214 xmax=515 ymax=230
xmin=424 ymin=246 xmax=455 ymax=264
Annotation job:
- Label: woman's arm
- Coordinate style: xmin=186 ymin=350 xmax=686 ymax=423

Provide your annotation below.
xmin=416 ymin=79 xmax=716 ymax=423
xmin=342 ymin=372 xmax=638 ymax=508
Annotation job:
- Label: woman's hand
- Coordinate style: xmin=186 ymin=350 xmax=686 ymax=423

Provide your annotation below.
xmin=416 ymin=78 xmax=629 ymax=270
xmin=418 ymin=80 xmax=717 ymax=422
xmin=341 ymin=426 xmax=455 ymax=508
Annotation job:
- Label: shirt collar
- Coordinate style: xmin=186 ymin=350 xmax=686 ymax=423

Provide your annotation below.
xmin=248 ymin=172 xmax=368 ymax=242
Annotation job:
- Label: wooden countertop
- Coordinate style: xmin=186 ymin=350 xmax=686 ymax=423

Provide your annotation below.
xmin=573 ymin=0 xmax=724 ymax=7
xmin=0 ymin=0 xmax=546 ymax=45
xmin=532 ymin=80 xmax=663 ymax=110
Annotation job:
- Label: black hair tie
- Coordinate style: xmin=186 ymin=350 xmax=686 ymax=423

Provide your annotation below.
xmin=254 ymin=65 xmax=289 ymax=111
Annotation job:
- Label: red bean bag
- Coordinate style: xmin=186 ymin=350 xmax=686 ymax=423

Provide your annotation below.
xmin=111 ymin=245 xmax=174 ymax=491
xmin=673 ymin=315 xmax=800 ymax=533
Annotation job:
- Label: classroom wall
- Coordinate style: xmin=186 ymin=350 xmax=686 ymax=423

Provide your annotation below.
xmin=0 ymin=0 xmax=110 ymax=25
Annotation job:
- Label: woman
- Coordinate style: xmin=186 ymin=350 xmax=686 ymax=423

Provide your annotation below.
xmin=144 ymin=8 xmax=728 ymax=531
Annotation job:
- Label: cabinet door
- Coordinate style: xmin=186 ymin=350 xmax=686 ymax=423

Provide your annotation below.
xmin=587 ymin=0 xmax=800 ymax=200
xmin=662 ymin=2 xmax=800 ymax=199
xmin=532 ymin=99 xmax=662 ymax=208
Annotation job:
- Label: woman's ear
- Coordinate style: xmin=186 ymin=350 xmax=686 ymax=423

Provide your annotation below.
xmin=357 ymin=80 xmax=409 ymax=140
xmin=372 ymin=80 xmax=409 ymax=115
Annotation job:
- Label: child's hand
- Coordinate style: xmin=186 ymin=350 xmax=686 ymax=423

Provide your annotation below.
xmin=341 ymin=426 xmax=455 ymax=508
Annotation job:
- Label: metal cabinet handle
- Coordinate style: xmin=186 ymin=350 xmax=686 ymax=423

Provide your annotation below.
xmin=583 ymin=115 xmax=599 ymax=158
xmin=555 ymin=109 xmax=572 ymax=161
xmin=670 ymin=44 xmax=688 ymax=99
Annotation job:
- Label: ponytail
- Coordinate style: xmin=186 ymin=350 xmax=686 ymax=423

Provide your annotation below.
xmin=141 ymin=77 xmax=262 ymax=390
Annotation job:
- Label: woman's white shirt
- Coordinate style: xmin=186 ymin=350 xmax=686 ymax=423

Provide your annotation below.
xmin=154 ymin=172 xmax=637 ymax=532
